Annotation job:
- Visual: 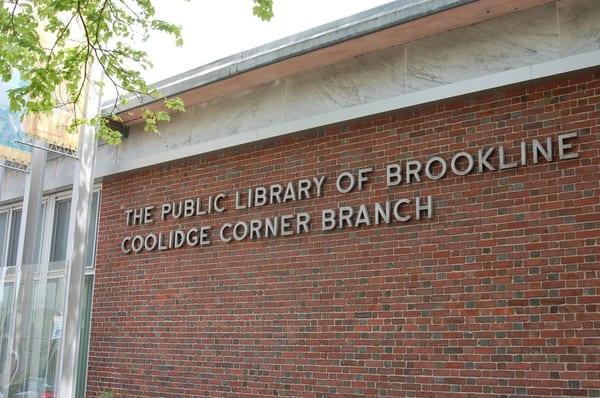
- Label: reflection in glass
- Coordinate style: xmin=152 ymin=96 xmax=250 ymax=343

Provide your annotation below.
xmin=0 ymin=281 xmax=15 ymax=390
xmin=75 ymin=275 xmax=94 ymax=396
xmin=0 ymin=205 xmax=45 ymax=269
xmin=84 ymin=192 xmax=99 ymax=268
xmin=32 ymin=204 xmax=46 ymax=267
xmin=50 ymin=199 xmax=71 ymax=269
xmin=6 ymin=209 xmax=21 ymax=267
xmin=0 ymin=190 xmax=98 ymax=395
xmin=8 ymin=275 xmax=64 ymax=397
xmin=0 ymin=212 xmax=7 ymax=266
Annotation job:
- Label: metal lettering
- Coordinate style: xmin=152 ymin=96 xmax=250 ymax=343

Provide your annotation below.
xmin=393 ymin=199 xmax=410 ymax=222
xmin=235 ymin=191 xmax=246 ymax=210
xmin=355 ymin=204 xmax=371 ymax=227
xmin=161 ymin=203 xmax=171 ymax=221
xmin=270 ymin=184 xmax=283 ymax=205
xmin=131 ymin=235 xmax=144 ymax=253
xmin=405 ymin=160 xmax=422 ymax=184
xmin=322 ymin=209 xmax=336 ymax=231
xmin=558 ymin=132 xmax=579 ymax=160
xmin=532 ymin=137 xmax=552 ymax=164
xmin=297 ymin=179 xmax=311 ymax=200
xmin=296 ymin=212 xmax=311 ymax=234
xmin=416 ymin=196 xmax=433 ymax=220
xmin=425 ymin=156 xmax=447 ymax=180
xmin=183 ymin=200 xmax=195 ymax=218
xmin=313 ymin=176 xmax=326 ymax=197
xmin=450 ymin=152 xmax=474 ymax=176
xmin=265 ymin=217 xmax=278 ymax=237
xmin=186 ymin=228 xmax=199 ymax=246
xmin=386 ymin=163 xmax=402 ymax=187
xmin=254 ymin=187 xmax=268 ymax=207
xmin=498 ymin=145 xmax=518 ymax=170
xmin=233 ymin=222 xmax=248 ymax=241
xmin=357 ymin=167 xmax=373 ymax=191
xmin=338 ymin=206 xmax=353 ymax=228
xmin=375 ymin=201 xmax=390 ymax=225
xmin=199 ymin=226 xmax=211 ymax=246
xmin=336 ymin=172 xmax=355 ymax=193
xmin=478 ymin=147 xmax=495 ymax=172
xmin=144 ymin=233 xmax=158 ymax=251
xmin=283 ymin=182 xmax=297 ymax=202
xmin=220 ymin=223 xmax=232 ymax=243
xmin=214 ymin=194 xmax=226 ymax=213
xmin=249 ymin=219 xmax=262 ymax=239
xmin=121 ymin=237 xmax=132 ymax=254
xmin=174 ymin=230 xmax=186 ymax=248
xmin=280 ymin=215 xmax=293 ymax=236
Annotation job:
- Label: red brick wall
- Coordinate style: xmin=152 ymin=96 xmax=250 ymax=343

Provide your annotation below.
xmin=87 ymin=68 xmax=600 ymax=397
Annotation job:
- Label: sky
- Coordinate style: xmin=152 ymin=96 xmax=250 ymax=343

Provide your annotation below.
xmin=140 ymin=0 xmax=393 ymax=84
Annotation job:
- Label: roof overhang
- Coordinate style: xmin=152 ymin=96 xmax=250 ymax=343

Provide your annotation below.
xmin=105 ymin=0 xmax=555 ymax=125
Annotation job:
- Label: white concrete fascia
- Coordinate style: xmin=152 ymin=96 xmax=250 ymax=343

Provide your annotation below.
xmin=96 ymin=49 xmax=600 ymax=177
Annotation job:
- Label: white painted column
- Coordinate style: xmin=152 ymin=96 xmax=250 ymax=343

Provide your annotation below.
xmin=56 ymin=63 xmax=102 ymax=398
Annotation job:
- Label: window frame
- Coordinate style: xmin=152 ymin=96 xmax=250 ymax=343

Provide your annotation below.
xmin=0 ymin=186 xmax=100 ymax=281
xmin=0 ymin=185 xmax=101 ymax=396
xmin=0 ymin=208 xmax=12 ymax=268
xmin=1 ymin=205 xmax=23 ymax=269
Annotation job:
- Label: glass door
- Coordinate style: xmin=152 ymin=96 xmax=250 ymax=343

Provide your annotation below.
xmin=0 ymin=189 xmax=99 ymax=398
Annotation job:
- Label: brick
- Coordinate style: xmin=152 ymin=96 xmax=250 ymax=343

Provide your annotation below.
xmin=86 ymin=67 xmax=600 ymax=398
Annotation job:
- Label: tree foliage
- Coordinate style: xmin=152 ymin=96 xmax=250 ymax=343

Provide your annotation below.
xmin=0 ymin=0 xmax=274 ymax=144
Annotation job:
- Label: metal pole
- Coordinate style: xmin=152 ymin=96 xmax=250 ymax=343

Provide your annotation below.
xmin=0 ymin=147 xmax=47 ymax=396
xmin=56 ymin=63 xmax=101 ymax=398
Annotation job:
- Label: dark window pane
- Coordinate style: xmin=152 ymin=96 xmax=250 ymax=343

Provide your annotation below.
xmin=0 ymin=212 xmax=7 ymax=266
xmin=84 ymin=192 xmax=99 ymax=268
xmin=50 ymin=199 xmax=71 ymax=263
xmin=6 ymin=209 xmax=22 ymax=267
xmin=32 ymin=204 xmax=45 ymax=266
xmin=75 ymin=275 xmax=94 ymax=396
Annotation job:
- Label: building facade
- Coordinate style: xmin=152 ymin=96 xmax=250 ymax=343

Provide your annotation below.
xmin=1 ymin=0 xmax=599 ymax=397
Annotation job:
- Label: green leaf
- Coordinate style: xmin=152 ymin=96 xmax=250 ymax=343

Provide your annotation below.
xmin=253 ymin=0 xmax=274 ymax=21
xmin=165 ymin=97 xmax=185 ymax=112
xmin=0 ymin=0 xmax=273 ymax=145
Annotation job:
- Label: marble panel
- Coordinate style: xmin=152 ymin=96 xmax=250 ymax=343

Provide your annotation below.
xmin=116 ymin=105 xmax=193 ymax=164
xmin=284 ymin=45 xmax=406 ymax=121
xmin=407 ymin=4 xmax=559 ymax=91
xmin=558 ymin=0 xmax=600 ymax=57
xmin=189 ymin=79 xmax=286 ymax=145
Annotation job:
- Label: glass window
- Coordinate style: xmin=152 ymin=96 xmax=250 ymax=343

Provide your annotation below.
xmin=39 ymin=277 xmax=65 ymax=391
xmin=9 ymin=277 xmax=65 ymax=396
xmin=32 ymin=204 xmax=45 ymax=267
xmin=0 ymin=282 xmax=15 ymax=380
xmin=6 ymin=209 xmax=22 ymax=267
xmin=49 ymin=192 xmax=98 ymax=269
xmin=50 ymin=199 xmax=71 ymax=265
xmin=75 ymin=275 xmax=94 ymax=397
xmin=0 ymin=212 xmax=7 ymax=265
xmin=84 ymin=192 xmax=99 ymax=268
xmin=0 ymin=189 xmax=98 ymax=396
xmin=1 ymin=205 xmax=45 ymax=268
